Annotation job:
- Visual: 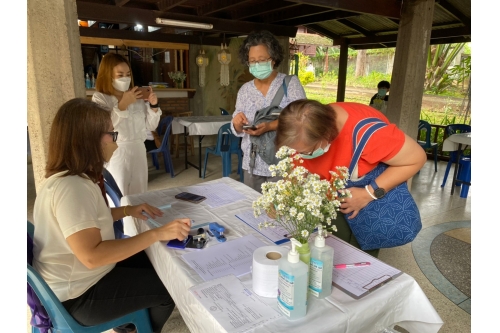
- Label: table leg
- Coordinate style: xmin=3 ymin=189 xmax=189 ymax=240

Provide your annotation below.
xmin=198 ymin=136 xmax=204 ymax=178
xmin=184 ymin=127 xmax=188 ymax=170
xmin=450 ymin=144 xmax=463 ymax=195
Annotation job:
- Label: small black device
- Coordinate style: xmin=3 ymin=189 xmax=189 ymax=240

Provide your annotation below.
xmin=370 ymin=180 xmax=386 ymax=199
xmin=242 ymin=124 xmax=257 ymax=130
xmin=174 ymin=192 xmax=207 ymax=204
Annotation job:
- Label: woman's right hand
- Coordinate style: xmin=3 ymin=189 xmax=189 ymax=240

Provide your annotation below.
xmin=232 ymin=112 xmax=249 ymax=133
xmin=118 ymin=86 xmax=141 ymax=110
xmin=156 ymin=218 xmax=192 ymax=241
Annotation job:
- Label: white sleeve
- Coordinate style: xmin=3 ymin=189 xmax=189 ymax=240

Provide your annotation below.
xmin=92 ymin=92 xmax=129 ymax=127
xmin=144 ymin=103 xmax=162 ymax=132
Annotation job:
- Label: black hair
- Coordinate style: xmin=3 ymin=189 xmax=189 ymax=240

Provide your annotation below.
xmin=377 ymin=80 xmax=391 ymax=89
xmin=238 ymin=30 xmax=284 ymax=68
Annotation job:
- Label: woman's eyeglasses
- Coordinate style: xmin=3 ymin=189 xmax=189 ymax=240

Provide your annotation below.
xmin=105 ymin=131 xmax=119 ymax=142
xmin=246 ymin=57 xmax=272 ymax=66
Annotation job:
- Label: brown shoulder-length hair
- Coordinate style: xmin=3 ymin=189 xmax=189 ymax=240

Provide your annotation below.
xmin=276 ymin=99 xmax=338 ymax=149
xmin=95 ymin=53 xmax=134 ymax=95
xmin=45 ymin=98 xmax=111 ymax=183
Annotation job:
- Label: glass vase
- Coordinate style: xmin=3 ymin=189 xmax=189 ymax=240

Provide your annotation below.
xmin=175 ymin=81 xmax=183 ymax=89
xmin=297 ymin=240 xmax=311 ymax=265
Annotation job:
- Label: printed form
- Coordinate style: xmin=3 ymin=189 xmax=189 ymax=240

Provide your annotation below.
xmin=189 ymin=274 xmax=282 ymax=333
xmin=182 ymin=234 xmax=266 ymax=281
xmin=235 ymin=210 xmax=289 ymax=245
xmin=182 ymin=183 xmax=247 ymax=208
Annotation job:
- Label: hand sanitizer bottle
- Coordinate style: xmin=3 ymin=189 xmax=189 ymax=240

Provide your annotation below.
xmin=277 ymin=238 xmax=308 ymax=320
xmin=91 ymin=74 xmax=95 ymax=88
xmin=309 ymin=225 xmax=334 ymax=299
xmin=85 ymin=73 xmax=91 ymax=89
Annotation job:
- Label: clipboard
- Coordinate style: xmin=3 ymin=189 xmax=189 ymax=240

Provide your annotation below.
xmin=325 ymin=236 xmax=403 ymax=299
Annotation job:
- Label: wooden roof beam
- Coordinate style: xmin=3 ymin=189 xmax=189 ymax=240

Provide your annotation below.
xmin=76 ymin=1 xmax=299 ymax=37
xmin=286 ymin=0 xmax=402 ymax=19
xmin=114 ymin=0 xmax=130 ymax=7
xmin=78 ymin=26 xmax=223 ymax=46
xmin=157 ymin=0 xmax=188 ymax=12
xmin=230 ymin=1 xmax=300 ymax=20
xmin=305 ymin=24 xmax=341 ymax=40
xmin=257 ymin=5 xmax=335 ymax=23
xmin=337 ymin=18 xmax=376 ymax=37
xmin=197 ymin=0 xmax=252 ymax=16
xmin=437 ymin=0 xmax=471 ymax=30
xmin=278 ymin=10 xmax=358 ymax=26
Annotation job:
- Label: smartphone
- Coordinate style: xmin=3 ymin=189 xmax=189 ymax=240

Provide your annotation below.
xmin=136 ymin=86 xmax=151 ymax=100
xmin=174 ymin=192 xmax=207 ymax=204
xmin=242 ymin=124 xmax=257 ymax=130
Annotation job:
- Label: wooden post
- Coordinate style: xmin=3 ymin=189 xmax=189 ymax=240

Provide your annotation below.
xmin=336 ymin=39 xmax=348 ymax=102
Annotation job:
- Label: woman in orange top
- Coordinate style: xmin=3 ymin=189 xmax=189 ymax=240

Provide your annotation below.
xmin=276 ymin=99 xmax=426 ymax=256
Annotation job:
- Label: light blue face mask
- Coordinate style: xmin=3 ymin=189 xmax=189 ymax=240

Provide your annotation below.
xmin=249 ymin=60 xmax=273 ymax=80
xmin=378 ymin=88 xmax=388 ymax=97
xmin=300 ymin=142 xmax=331 ymax=159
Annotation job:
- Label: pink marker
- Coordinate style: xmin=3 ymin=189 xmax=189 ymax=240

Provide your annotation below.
xmin=334 ymin=262 xmax=371 ymax=269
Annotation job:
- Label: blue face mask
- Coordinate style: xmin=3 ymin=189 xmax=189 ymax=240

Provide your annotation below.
xmin=378 ymin=88 xmax=388 ymax=97
xmin=249 ymin=61 xmax=273 ymax=80
xmin=300 ymin=142 xmax=331 ymax=159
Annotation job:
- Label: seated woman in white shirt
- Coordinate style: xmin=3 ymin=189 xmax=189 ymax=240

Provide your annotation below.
xmin=93 ymin=53 xmax=161 ymax=196
xmin=32 ymin=98 xmax=191 ymax=333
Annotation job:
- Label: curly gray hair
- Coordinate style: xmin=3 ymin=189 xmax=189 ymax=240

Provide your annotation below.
xmin=238 ymin=30 xmax=284 ymax=68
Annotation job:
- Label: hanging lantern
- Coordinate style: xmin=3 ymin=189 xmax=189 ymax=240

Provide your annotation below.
xmin=217 ymin=43 xmax=231 ymax=86
xmin=196 ymin=49 xmax=209 ymax=87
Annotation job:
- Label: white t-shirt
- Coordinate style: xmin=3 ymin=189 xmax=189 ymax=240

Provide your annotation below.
xmin=92 ymin=92 xmax=162 ymax=143
xmin=32 ymin=172 xmax=115 ymax=302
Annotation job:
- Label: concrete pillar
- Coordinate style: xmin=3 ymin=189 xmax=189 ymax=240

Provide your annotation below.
xmin=386 ymin=0 xmax=434 ymax=138
xmin=28 ymin=0 xmax=86 ymax=192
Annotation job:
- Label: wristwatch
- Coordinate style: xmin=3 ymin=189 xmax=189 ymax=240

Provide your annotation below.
xmin=370 ymin=180 xmax=386 ymax=199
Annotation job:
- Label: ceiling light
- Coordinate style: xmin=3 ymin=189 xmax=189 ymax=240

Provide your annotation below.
xmin=155 ymin=18 xmax=213 ymax=30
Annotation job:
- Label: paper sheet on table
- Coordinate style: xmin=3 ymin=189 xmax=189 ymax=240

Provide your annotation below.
xmin=183 ymin=183 xmax=247 ymax=208
xmin=189 ymin=274 xmax=282 ymax=333
xmin=235 ymin=210 xmax=289 ymax=245
xmin=325 ymin=236 xmax=403 ymax=300
xmin=182 ymin=234 xmax=266 ymax=281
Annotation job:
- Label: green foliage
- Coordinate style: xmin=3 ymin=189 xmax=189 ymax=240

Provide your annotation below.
xmin=424 ymin=43 xmax=466 ymax=94
xmin=296 ymin=52 xmax=316 ymax=86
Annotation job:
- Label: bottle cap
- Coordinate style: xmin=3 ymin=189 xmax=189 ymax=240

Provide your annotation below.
xmin=288 ymin=238 xmax=302 ymax=263
xmin=315 ymin=225 xmax=325 ymax=247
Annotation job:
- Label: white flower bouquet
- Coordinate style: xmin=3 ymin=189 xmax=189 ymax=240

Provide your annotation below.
xmin=252 ymin=146 xmax=351 ymax=244
xmin=167 ymin=71 xmax=187 ymax=83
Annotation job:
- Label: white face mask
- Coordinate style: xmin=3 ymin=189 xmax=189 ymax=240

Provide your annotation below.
xmin=112 ymin=77 xmax=131 ymax=92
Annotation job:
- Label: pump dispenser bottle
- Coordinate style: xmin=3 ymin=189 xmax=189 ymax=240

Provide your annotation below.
xmin=309 ymin=225 xmax=334 ymax=298
xmin=277 ymin=238 xmax=308 ymax=320
xmin=85 ymin=73 xmax=91 ymax=89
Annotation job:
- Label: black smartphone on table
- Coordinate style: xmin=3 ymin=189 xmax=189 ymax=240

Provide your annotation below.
xmin=175 ymin=192 xmax=207 ymax=204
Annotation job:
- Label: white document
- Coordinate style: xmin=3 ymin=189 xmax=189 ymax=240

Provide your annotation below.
xmin=325 ymin=236 xmax=402 ymax=299
xmin=183 ymin=183 xmax=247 ymax=208
xmin=182 ymin=234 xmax=266 ymax=281
xmin=235 ymin=210 xmax=289 ymax=245
xmin=189 ymin=274 xmax=282 ymax=333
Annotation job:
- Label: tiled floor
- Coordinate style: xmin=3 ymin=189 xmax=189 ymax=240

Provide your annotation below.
xmin=27 ymin=149 xmax=471 ymax=333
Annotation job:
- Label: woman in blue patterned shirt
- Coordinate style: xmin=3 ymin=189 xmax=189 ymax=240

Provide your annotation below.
xmin=231 ymin=30 xmax=306 ymax=193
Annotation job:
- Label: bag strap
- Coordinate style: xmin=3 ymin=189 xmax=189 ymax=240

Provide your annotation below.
xmin=348 ymin=118 xmax=388 ymax=176
xmin=270 ymin=75 xmax=293 ymax=107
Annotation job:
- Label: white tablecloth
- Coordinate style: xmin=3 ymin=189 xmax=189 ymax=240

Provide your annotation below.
xmin=122 ymin=178 xmax=443 ymax=333
xmin=171 ymin=115 xmax=233 ymax=135
xmin=442 ymin=132 xmax=471 ymax=151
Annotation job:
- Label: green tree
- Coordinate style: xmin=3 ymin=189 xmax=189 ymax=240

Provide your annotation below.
xmin=424 ymin=43 xmax=466 ymax=94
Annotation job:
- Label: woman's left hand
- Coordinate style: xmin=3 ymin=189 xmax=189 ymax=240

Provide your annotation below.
xmin=339 ymin=187 xmax=374 ymax=219
xmin=127 ymin=203 xmax=163 ymax=221
xmin=147 ymin=86 xmax=158 ymax=107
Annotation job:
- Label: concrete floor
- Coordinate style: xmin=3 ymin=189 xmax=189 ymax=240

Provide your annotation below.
xmin=27 ymin=149 xmax=471 ymax=333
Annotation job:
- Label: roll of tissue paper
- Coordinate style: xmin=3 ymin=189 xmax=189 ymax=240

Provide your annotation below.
xmin=252 ymin=246 xmax=289 ymax=298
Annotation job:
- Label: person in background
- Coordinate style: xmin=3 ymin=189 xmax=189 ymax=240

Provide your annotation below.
xmin=93 ymin=53 xmax=161 ymax=196
xmin=231 ymin=30 xmax=306 ymax=193
xmin=32 ymin=98 xmax=191 ymax=333
xmin=275 ymin=100 xmax=426 ymax=257
xmin=369 ymin=80 xmax=391 ymax=114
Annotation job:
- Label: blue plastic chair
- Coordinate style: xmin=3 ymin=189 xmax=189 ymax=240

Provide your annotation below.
xmin=148 ymin=116 xmax=175 ymax=178
xmin=456 ymin=157 xmax=471 ymax=198
xmin=417 ymin=120 xmax=438 ymax=172
xmin=440 ymin=124 xmax=471 ymax=187
xmin=27 ymin=221 xmax=153 ymax=333
xmin=220 ymin=107 xmax=230 ymax=115
xmin=202 ymin=123 xmax=243 ymax=181
xmin=102 ymin=168 xmax=128 ymax=239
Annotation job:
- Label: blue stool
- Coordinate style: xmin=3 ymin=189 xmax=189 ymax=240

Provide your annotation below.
xmin=456 ymin=157 xmax=471 ymax=198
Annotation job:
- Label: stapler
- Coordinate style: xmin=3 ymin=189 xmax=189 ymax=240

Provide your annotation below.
xmin=208 ymin=222 xmax=226 ymax=242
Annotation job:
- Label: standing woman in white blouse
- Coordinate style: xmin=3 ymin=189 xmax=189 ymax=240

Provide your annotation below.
xmin=93 ymin=53 xmax=161 ymax=196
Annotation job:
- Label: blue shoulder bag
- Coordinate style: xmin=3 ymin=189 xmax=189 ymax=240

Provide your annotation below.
xmin=344 ymin=118 xmax=422 ymax=250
